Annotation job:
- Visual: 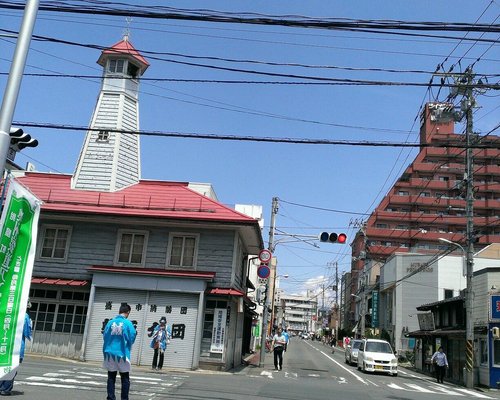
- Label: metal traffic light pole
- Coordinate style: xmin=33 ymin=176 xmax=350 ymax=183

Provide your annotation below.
xmin=0 ymin=0 xmax=39 ymax=174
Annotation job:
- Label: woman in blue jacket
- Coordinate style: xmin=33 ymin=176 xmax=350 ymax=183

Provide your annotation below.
xmin=150 ymin=317 xmax=171 ymax=371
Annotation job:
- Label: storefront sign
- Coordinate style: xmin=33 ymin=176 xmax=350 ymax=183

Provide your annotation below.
xmin=0 ymin=180 xmax=41 ymax=379
xmin=371 ymin=290 xmax=379 ymax=327
xmin=490 ymin=295 xmax=500 ymax=321
xmin=210 ymin=308 xmax=227 ymax=354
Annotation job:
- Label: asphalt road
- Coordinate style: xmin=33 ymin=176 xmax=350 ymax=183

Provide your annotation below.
xmin=6 ymin=339 xmax=498 ymax=400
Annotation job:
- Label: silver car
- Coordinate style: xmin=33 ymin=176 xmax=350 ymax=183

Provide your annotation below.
xmin=345 ymin=339 xmax=363 ymax=365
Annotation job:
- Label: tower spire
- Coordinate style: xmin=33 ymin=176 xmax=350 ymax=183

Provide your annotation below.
xmin=72 ymin=37 xmax=149 ymax=192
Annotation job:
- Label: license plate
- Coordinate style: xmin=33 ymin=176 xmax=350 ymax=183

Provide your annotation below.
xmin=374 ymin=365 xmax=384 ymax=370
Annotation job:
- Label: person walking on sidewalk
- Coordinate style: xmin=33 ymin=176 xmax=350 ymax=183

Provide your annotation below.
xmin=102 ymin=303 xmax=137 ymax=400
xmin=272 ymin=327 xmax=287 ymax=371
xmin=431 ymin=346 xmax=448 ymax=383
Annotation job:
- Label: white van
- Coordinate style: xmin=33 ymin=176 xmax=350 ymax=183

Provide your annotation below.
xmin=357 ymin=339 xmax=398 ymax=376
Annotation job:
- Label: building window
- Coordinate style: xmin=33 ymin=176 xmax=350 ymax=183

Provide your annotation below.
xmin=480 ymin=339 xmax=488 ymax=365
xmin=116 ymin=230 xmax=148 ymax=265
xmin=420 ymin=192 xmax=430 ymax=197
xmin=97 ymin=130 xmax=109 ymax=142
xmin=167 ymin=233 xmax=198 ymax=268
xmin=376 ymin=223 xmax=388 ymax=229
xmin=127 ymin=62 xmax=139 ymax=78
xmin=39 ymin=225 xmax=72 ymax=262
xmin=29 ymin=289 xmax=89 ymax=335
xmin=398 ymin=191 xmax=409 ymax=196
xmin=55 ymin=304 xmax=88 ymax=334
xmin=494 ymin=340 xmax=500 ymax=366
xmin=444 ymin=289 xmax=454 ymax=299
xmin=108 ymin=59 xmax=125 ymax=74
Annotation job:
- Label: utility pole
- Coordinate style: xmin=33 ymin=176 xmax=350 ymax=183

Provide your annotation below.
xmin=335 ymin=262 xmax=339 ymax=339
xmin=360 ymin=272 xmax=366 ymax=338
xmin=259 ymin=197 xmax=278 ymax=367
xmin=0 ymin=0 xmax=39 ymax=174
xmin=463 ymin=68 xmax=475 ymax=389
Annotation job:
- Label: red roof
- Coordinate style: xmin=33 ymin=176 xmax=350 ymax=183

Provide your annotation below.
xmin=98 ymin=38 xmax=150 ymax=69
xmin=15 ymin=172 xmax=258 ymax=225
xmin=89 ymin=265 xmax=215 ymax=280
xmin=31 ymin=277 xmax=88 ymax=286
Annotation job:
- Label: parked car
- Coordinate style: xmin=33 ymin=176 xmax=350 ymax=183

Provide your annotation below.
xmin=301 ymin=332 xmax=309 ymax=340
xmin=345 ymin=339 xmax=363 ymax=365
xmin=357 ymin=339 xmax=398 ymax=376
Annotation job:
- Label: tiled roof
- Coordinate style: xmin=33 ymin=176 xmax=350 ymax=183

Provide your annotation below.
xmin=101 ymin=38 xmax=150 ymax=67
xmin=15 ymin=172 xmax=259 ymax=225
xmin=31 ymin=277 xmax=88 ymax=286
xmin=416 ymin=295 xmax=464 ymax=311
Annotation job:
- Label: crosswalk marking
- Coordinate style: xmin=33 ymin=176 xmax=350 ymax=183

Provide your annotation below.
xmin=454 ymin=388 xmax=494 ymax=399
xmin=429 ymin=384 xmax=467 ymax=396
xmin=17 ymin=367 xmax=186 ymax=395
xmin=404 ymin=383 xmax=435 ymax=393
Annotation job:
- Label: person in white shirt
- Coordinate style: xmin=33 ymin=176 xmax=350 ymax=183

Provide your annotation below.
xmin=271 ymin=328 xmax=287 ymax=371
xmin=431 ymin=346 xmax=448 ymax=383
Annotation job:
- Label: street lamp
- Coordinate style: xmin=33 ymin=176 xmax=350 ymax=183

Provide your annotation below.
xmin=438 ymin=238 xmax=466 ymax=277
xmin=439 ymin=237 xmax=474 ymax=388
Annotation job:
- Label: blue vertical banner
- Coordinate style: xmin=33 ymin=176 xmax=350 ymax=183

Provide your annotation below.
xmin=371 ymin=290 xmax=379 ymax=328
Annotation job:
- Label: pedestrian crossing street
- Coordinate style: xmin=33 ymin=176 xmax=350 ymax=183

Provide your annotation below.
xmin=16 ymin=366 xmax=188 ymax=397
xmin=259 ymin=369 xmax=494 ymax=399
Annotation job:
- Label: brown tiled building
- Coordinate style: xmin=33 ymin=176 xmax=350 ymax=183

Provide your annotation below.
xmin=344 ymin=102 xmax=500 ymax=330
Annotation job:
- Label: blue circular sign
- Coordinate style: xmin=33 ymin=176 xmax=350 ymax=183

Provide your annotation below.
xmin=257 ymin=264 xmax=270 ymax=279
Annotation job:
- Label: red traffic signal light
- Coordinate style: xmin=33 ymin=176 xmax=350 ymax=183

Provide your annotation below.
xmin=319 ymin=232 xmax=347 ymax=244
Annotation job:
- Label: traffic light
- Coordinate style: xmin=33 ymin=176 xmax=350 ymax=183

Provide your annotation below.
xmin=319 ymin=232 xmax=347 ymax=244
xmin=10 ymin=128 xmax=38 ymax=151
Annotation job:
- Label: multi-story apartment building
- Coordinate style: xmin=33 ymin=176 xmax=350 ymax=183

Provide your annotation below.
xmin=345 ymin=102 xmax=500 ymax=332
xmin=281 ymin=294 xmax=318 ymax=335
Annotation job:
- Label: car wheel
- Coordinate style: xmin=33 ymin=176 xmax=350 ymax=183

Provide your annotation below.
xmin=357 ymin=362 xmax=361 ymax=371
xmin=393 ymin=373 xmax=398 ymax=377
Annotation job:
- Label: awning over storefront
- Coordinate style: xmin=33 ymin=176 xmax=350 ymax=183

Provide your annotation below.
xmin=407 ymin=328 xmax=465 ymax=338
xmin=31 ymin=277 xmax=89 ymax=286
xmin=89 ymin=265 xmax=216 ymax=280
xmin=207 ymin=288 xmax=245 ymax=296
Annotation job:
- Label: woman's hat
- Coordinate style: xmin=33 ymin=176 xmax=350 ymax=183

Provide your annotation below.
xmin=159 ymin=317 xmax=167 ymax=324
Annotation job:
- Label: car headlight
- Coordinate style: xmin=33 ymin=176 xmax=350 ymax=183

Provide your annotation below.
xmin=391 ymin=358 xmax=397 ymax=364
xmin=365 ymin=357 xmax=374 ymax=362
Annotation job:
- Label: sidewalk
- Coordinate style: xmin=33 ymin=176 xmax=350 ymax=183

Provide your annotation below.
xmin=236 ymin=350 xmax=273 ymax=374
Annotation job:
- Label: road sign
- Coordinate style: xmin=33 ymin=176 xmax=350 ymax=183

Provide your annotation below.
xmin=258 ymin=249 xmax=272 ymax=263
xmin=257 ymin=264 xmax=270 ymax=279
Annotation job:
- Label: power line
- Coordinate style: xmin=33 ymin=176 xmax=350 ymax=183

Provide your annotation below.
xmin=1 ymin=1 xmax=499 ymax=33
xmin=15 ymin=121 xmax=500 ymax=148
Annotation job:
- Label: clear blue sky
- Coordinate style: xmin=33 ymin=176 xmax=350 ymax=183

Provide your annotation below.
xmin=1 ymin=1 xmax=499 ymax=304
